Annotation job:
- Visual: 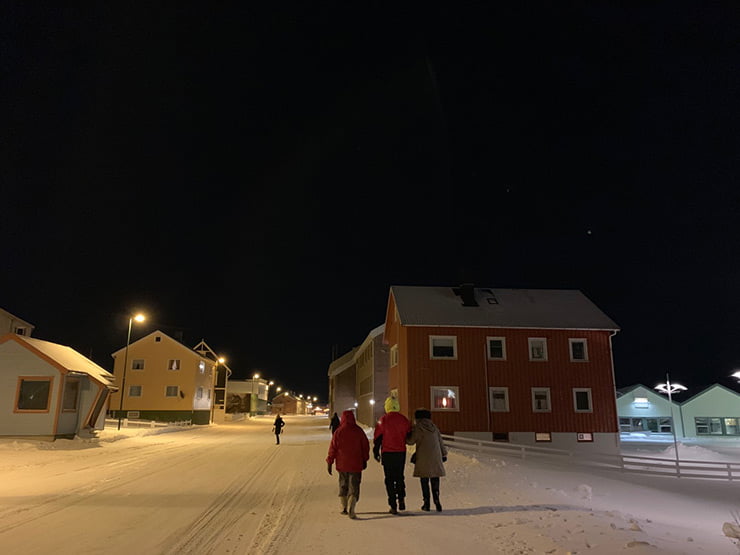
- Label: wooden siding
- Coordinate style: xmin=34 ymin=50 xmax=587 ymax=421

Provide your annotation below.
xmin=401 ymin=326 xmax=618 ymax=436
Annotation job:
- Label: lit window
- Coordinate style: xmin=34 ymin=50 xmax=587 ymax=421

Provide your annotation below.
xmin=199 ymin=361 xmax=206 ymax=374
xmin=132 ymin=359 xmax=145 ymax=370
xmin=489 ymin=387 xmax=509 ymax=412
xmin=16 ymin=378 xmax=52 ymax=411
xmin=535 ymin=432 xmax=551 ymax=442
xmin=165 ymin=386 xmax=179 ymax=398
xmin=528 ymin=338 xmax=548 ymax=361
xmin=487 ymin=337 xmax=506 ymax=360
xmin=168 ymin=359 xmax=180 ymax=371
xmin=429 ymin=336 xmax=457 ymax=359
xmin=62 ymin=377 xmax=80 ymax=411
xmin=390 ymin=344 xmax=399 ymax=367
xmin=532 ymin=387 xmax=551 ymax=412
xmin=128 ymin=385 xmax=142 ymax=397
xmin=569 ymin=339 xmax=588 ymax=361
xmin=573 ymin=388 xmax=592 ymax=412
xmin=431 ymin=386 xmax=459 ymax=411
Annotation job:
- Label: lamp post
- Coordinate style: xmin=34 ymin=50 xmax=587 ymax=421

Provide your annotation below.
xmin=117 ymin=313 xmax=146 ymax=430
xmin=654 ymin=372 xmax=687 ymax=473
xmin=251 ymin=372 xmax=260 ymax=416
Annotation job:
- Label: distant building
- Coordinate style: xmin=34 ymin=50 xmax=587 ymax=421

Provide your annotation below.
xmin=384 ymin=284 xmax=621 ymax=454
xmin=0 ymin=333 xmax=115 ymax=440
xmin=616 ymin=384 xmax=684 ymax=436
xmin=271 ymin=391 xmax=309 ymax=415
xmin=108 ymin=330 xmax=219 ymax=425
xmin=227 ymin=378 xmax=275 ymax=415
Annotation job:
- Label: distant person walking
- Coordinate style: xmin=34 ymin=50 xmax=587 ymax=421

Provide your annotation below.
xmin=330 ymin=412 xmax=341 ymax=434
xmin=406 ymin=408 xmax=447 ymax=512
xmin=373 ymin=397 xmax=412 ymax=514
xmin=273 ymin=414 xmax=285 ymax=444
xmin=326 ymin=410 xmax=370 ymax=519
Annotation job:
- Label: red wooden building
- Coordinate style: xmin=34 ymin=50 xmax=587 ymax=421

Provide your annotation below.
xmin=383 ymin=284 xmax=621 ymax=453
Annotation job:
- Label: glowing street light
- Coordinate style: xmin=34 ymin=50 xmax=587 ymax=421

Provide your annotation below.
xmin=117 ymin=313 xmax=146 ymax=430
xmin=654 ymin=373 xmax=687 ymax=472
xmin=251 ymin=372 xmax=260 ymax=416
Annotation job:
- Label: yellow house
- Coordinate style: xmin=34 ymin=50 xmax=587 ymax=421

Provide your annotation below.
xmin=108 ymin=330 xmax=217 ymax=425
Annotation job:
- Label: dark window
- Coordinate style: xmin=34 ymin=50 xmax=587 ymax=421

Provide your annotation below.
xmin=17 ymin=379 xmax=51 ymax=410
xmin=575 ymin=390 xmax=591 ymax=411
xmin=571 ymin=341 xmax=586 ymax=360
xmin=488 ymin=339 xmax=504 ymax=359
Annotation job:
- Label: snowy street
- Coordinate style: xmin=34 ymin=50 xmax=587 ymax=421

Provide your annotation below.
xmin=2 ymin=415 xmax=740 ymax=554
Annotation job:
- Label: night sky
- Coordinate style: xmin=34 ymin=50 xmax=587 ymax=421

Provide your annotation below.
xmin=3 ymin=4 xmax=740 ymax=401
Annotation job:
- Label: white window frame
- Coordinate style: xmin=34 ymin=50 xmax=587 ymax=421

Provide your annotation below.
xmin=486 ymin=336 xmax=507 ymax=360
xmin=573 ymin=388 xmax=593 ymax=412
xmin=165 ymin=385 xmax=179 ymax=398
xmin=532 ymin=387 xmax=551 ymax=412
xmin=128 ymin=385 xmax=142 ymax=397
xmin=429 ymin=335 xmax=458 ymax=360
xmin=528 ymin=338 xmax=548 ymax=361
xmin=132 ymin=359 xmax=145 ymax=370
xmin=489 ymin=387 xmax=509 ymax=412
xmin=569 ymin=338 xmax=588 ymax=362
xmin=430 ymin=386 xmax=460 ymax=412
xmin=197 ymin=387 xmax=203 ymax=400
xmin=168 ymin=359 xmax=181 ymax=371
xmin=390 ymin=344 xmax=399 ymax=367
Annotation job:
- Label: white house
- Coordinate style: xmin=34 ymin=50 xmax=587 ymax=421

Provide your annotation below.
xmin=616 ymin=384 xmax=685 ymax=437
xmin=680 ymin=383 xmax=740 ymax=438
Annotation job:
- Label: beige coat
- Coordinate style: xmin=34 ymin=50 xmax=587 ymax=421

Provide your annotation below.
xmin=406 ymin=418 xmax=447 ymax=478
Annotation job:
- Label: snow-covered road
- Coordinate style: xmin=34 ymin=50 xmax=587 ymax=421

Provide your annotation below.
xmin=1 ymin=415 xmax=739 ymax=554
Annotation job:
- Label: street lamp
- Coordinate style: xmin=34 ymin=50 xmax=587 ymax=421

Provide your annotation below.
xmin=251 ymin=372 xmax=260 ymax=416
xmin=654 ymin=372 xmax=687 ymax=472
xmin=117 ymin=313 xmax=146 ymax=430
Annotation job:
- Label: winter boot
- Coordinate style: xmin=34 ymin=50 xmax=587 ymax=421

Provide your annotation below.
xmin=432 ymin=486 xmax=442 ymax=512
xmin=340 ymin=496 xmax=348 ymax=515
xmin=398 ymin=497 xmax=405 ymax=511
xmin=421 ymin=478 xmax=431 ymax=511
xmin=347 ymin=495 xmax=357 ymax=519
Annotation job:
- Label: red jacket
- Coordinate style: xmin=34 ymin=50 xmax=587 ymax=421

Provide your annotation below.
xmin=326 ymin=410 xmax=370 ymax=473
xmin=373 ymin=411 xmax=411 ymax=454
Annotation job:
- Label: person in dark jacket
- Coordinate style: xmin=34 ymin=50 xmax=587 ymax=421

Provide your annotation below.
xmin=272 ymin=414 xmax=285 ymax=444
xmin=326 ymin=410 xmax=370 ymax=519
xmin=373 ymin=397 xmax=412 ymax=514
xmin=329 ymin=412 xmax=341 ymax=434
xmin=406 ymin=408 xmax=448 ymax=511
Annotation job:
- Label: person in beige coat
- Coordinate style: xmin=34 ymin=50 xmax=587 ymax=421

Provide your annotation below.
xmin=406 ymin=408 xmax=447 ymax=511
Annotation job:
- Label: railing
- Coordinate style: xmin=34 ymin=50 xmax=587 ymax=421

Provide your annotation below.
xmin=105 ymin=418 xmax=192 ymax=429
xmin=441 ymin=434 xmax=740 ymax=481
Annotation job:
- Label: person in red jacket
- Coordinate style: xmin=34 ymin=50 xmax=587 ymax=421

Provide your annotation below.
xmin=373 ymin=397 xmax=412 ymax=514
xmin=326 ymin=409 xmax=370 ymax=519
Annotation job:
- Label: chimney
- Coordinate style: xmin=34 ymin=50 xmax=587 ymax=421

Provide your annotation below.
xmin=453 ymin=283 xmax=478 ymax=307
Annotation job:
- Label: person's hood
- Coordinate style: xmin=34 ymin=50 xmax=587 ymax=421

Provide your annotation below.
xmin=384 ymin=397 xmax=400 ymax=413
xmin=341 ymin=410 xmax=356 ymax=425
xmin=415 ymin=418 xmax=437 ymax=432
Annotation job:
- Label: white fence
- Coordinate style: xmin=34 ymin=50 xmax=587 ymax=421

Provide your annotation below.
xmin=441 ymin=434 xmax=740 ymax=481
xmin=105 ymin=418 xmax=192 ymax=429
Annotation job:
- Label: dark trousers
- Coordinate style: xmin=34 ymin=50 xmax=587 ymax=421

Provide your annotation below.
xmin=275 ymin=432 xmax=281 ymax=444
xmin=420 ymin=477 xmax=440 ymax=503
xmin=381 ymin=452 xmax=406 ymax=507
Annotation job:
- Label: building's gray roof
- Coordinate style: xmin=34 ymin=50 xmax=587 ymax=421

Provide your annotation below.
xmin=390 ymin=286 xmax=619 ymax=330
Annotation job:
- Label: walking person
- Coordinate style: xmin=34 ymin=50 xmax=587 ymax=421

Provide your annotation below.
xmin=406 ymin=408 xmax=447 ymax=512
xmin=272 ymin=413 xmax=285 ymax=444
xmin=372 ymin=396 xmax=412 ymax=514
xmin=329 ymin=412 xmax=341 ymax=434
xmin=326 ymin=410 xmax=370 ymax=519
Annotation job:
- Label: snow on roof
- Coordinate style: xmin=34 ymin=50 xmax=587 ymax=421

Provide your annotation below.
xmin=8 ymin=335 xmax=114 ymax=386
xmin=390 ymin=285 xmax=620 ymax=330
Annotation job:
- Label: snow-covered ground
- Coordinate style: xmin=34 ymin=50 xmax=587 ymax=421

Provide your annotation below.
xmin=1 ymin=416 xmax=739 ymax=554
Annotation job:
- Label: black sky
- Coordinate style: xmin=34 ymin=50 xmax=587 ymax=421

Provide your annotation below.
xmin=3 ymin=3 xmax=740 ymax=400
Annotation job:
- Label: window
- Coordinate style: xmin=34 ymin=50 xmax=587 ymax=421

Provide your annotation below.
xmin=390 ymin=344 xmax=399 ymax=367
xmin=489 ymin=387 xmax=509 ymax=412
xmin=431 ymin=386 xmax=459 ymax=411
xmin=487 ymin=337 xmax=506 ymax=360
xmin=132 ymin=359 xmax=144 ymax=370
xmin=535 ymin=432 xmax=552 ymax=442
xmin=128 ymin=385 xmax=142 ymax=397
xmin=166 ymin=385 xmax=179 ymax=397
xmin=199 ymin=361 xmax=206 ymax=374
xmin=726 ymin=418 xmax=740 ymax=436
xmin=197 ymin=387 xmax=203 ymax=400
xmin=62 ymin=377 xmax=80 ymax=411
xmin=573 ymin=388 xmax=592 ymax=412
xmin=528 ymin=338 xmax=548 ymax=361
xmin=155 ymin=336 xmax=161 ymax=342
xmin=168 ymin=359 xmax=181 ymax=371
xmin=16 ymin=378 xmax=52 ymax=411
xmin=429 ymin=336 xmax=457 ymax=359
xmin=15 ymin=326 xmax=27 ymax=336
xmin=569 ymin=339 xmax=588 ymax=361
xmin=695 ymin=417 xmax=739 ymax=436
xmin=532 ymin=387 xmax=551 ymax=412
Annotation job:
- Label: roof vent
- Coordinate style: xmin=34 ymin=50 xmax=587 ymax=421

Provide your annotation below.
xmin=453 ymin=283 xmax=478 ymax=307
